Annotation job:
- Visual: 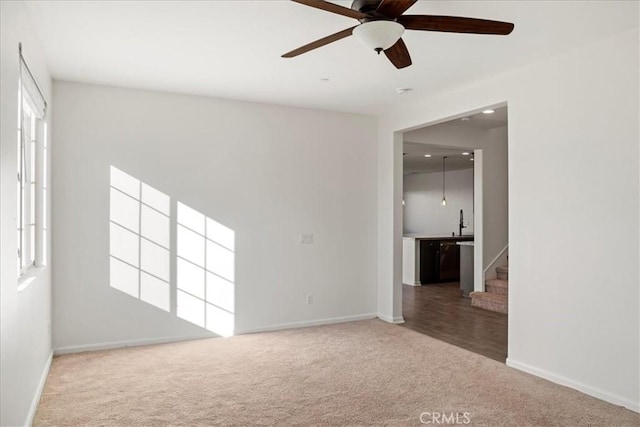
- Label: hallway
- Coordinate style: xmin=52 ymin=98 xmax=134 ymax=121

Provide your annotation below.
xmin=401 ymin=283 xmax=507 ymax=362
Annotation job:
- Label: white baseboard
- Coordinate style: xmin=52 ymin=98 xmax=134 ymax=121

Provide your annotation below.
xmin=54 ymin=333 xmax=214 ymax=355
xmin=377 ymin=314 xmax=405 ymax=324
xmin=506 ymin=358 xmax=639 ymax=413
xmin=236 ymin=313 xmax=378 ymax=335
xmin=403 ymin=281 xmax=422 ymax=287
xmin=25 ymin=351 xmax=53 ymax=427
xmin=54 ymin=315 xmax=379 ymax=354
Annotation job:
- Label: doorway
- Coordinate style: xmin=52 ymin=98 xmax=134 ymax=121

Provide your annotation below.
xmin=399 ymin=106 xmax=509 ymax=362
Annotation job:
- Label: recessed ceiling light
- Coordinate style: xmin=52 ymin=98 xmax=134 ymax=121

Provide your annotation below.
xmin=396 ymin=88 xmax=412 ymax=95
xmin=424 ymin=154 xmax=431 ymax=158
xmin=470 ymin=158 xmax=474 ymax=161
xmin=462 ymin=152 xmax=470 ymax=156
xmin=482 ymin=109 xmax=495 ymax=114
xmin=461 ymin=117 xmax=470 ymax=121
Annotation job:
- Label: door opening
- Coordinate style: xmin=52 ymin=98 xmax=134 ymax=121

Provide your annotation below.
xmin=398 ymin=106 xmax=509 ymax=362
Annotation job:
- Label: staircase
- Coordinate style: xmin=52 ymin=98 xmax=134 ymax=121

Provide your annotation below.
xmin=470 ymin=265 xmax=508 ymax=314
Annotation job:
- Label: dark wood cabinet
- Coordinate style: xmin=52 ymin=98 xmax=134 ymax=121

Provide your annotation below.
xmin=439 ymin=241 xmax=461 ymax=282
xmin=419 ymin=238 xmax=467 ymax=284
xmin=419 ymin=240 xmax=440 ymax=284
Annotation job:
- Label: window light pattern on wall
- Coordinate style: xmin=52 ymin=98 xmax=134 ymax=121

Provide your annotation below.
xmin=109 ymin=166 xmax=171 ymax=312
xmin=177 ymin=202 xmax=235 ymax=337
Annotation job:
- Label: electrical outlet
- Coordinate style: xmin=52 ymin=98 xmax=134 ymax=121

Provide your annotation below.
xmin=300 ymin=233 xmax=314 ymax=244
xmin=306 ymin=295 xmax=314 ymax=305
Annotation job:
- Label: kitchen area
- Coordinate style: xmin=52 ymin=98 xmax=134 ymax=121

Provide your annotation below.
xmin=402 ymin=143 xmax=475 ymax=297
xmin=399 ymin=110 xmax=509 ymax=363
xmin=400 ymin=141 xmax=506 ymax=363
xmin=403 ymin=209 xmax=474 ymax=297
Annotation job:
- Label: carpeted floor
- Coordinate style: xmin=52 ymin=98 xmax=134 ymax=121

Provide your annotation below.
xmin=35 ymin=320 xmax=638 ymax=426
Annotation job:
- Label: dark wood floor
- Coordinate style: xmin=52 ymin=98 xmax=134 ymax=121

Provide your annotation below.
xmin=401 ymin=283 xmax=508 ymax=362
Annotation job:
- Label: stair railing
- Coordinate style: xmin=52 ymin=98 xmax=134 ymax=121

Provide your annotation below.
xmin=483 ymin=244 xmax=509 ymax=281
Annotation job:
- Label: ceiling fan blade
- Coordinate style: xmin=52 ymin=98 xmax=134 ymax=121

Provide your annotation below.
xmin=376 ymin=0 xmax=417 ymax=19
xmin=384 ymin=38 xmax=412 ymax=69
xmin=398 ymin=15 xmax=514 ymax=35
xmin=282 ymin=26 xmax=356 ymax=58
xmin=291 ymin=0 xmax=369 ymax=20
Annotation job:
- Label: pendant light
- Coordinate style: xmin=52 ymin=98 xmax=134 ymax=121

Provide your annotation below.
xmin=441 ymin=156 xmax=447 ymax=206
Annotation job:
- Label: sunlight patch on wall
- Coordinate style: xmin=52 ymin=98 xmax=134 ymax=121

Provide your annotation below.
xmin=177 ymin=202 xmax=235 ymax=337
xmin=109 ymin=166 xmax=235 ymax=337
xmin=109 ymin=166 xmax=171 ymax=312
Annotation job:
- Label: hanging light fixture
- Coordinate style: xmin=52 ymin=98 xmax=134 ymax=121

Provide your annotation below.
xmin=441 ymin=156 xmax=447 ymax=206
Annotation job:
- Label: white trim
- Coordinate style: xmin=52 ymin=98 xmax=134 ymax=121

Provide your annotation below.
xmin=54 ymin=315 xmax=379 ymax=354
xmin=236 ymin=313 xmax=378 ymax=334
xmin=506 ymin=358 xmax=639 ymax=413
xmin=17 ymin=266 xmax=46 ymax=293
xmin=377 ymin=314 xmax=405 ymax=324
xmin=25 ymin=351 xmax=52 ymax=427
xmin=54 ymin=333 xmax=214 ymax=355
xmin=473 ymin=149 xmax=484 ymax=292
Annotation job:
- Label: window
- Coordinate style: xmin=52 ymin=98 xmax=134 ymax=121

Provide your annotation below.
xmin=17 ymin=45 xmax=47 ymax=277
xmin=17 ymin=92 xmax=36 ymax=273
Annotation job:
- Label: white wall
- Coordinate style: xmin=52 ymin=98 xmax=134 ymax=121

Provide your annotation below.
xmin=52 ymin=81 xmax=378 ymax=351
xmin=483 ymin=126 xmax=509 ymax=270
xmin=0 ymin=2 xmax=53 ymax=426
xmin=378 ymin=26 xmax=639 ymax=411
xmin=403 ymin=168 xmax=474 ymax=236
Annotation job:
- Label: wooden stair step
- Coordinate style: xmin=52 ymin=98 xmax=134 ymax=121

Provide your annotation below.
xmin=470 ymin=291 xmax=508 ymax=314
xmin=485 ymin=278 xmax=508 ymax=295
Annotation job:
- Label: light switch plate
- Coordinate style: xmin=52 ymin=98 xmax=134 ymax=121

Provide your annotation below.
xmin=300 ymin=233 xmax=314 ymax=244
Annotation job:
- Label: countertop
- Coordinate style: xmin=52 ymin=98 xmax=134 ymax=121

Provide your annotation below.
xmin=403 ymin=234 xmax=474 ymax=241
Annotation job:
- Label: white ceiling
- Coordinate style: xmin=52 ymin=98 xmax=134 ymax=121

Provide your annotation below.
xmin=403 ymin=142 xmax=476 ymax=175
xmin=25 ymin=1 xmax=638 ymax=114
xmin=452 ymin=106 xmax=507 ymax=130
xmin=403 ymin=106 xmax=506 ymax=174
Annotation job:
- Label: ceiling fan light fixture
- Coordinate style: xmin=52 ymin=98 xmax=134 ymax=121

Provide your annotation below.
xmin=282 ymin=1 xmax=515 ymax=69
xmin=352 ymin=21 xmax=405 ymax=54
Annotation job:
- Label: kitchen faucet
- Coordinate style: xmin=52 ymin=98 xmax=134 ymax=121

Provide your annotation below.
xmin=459 ymin=209 xmax=467 ymax=236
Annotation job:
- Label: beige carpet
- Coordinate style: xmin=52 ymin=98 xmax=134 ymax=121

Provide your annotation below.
xmin=35 ymin=320 xmax=638 ymax=426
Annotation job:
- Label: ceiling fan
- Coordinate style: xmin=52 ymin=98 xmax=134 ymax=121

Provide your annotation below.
xmin=282 ymin=0 xmax=514 ymax=69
